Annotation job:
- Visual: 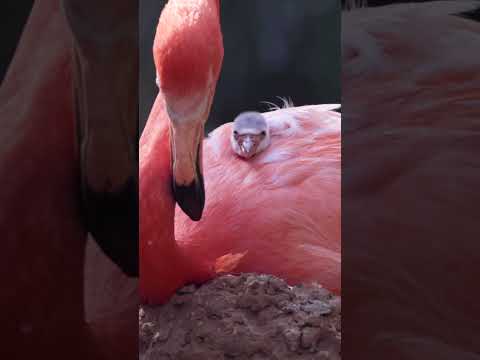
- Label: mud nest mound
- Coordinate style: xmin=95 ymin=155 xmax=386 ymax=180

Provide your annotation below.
xmin=139 ymin=273 xmax=341 ymax=359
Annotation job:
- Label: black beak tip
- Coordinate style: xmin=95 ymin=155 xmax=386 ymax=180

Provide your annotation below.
xmin=187 ymin=208 xmax=203 ymax=222
xmin=173 ymin=180 xmax=205 ymax=221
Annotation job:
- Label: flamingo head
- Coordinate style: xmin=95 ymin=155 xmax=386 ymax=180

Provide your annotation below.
xmin=153 ymin=0 xmax=223 ymax=220
xmin=231 ymin=112 xmax=270 ymax=159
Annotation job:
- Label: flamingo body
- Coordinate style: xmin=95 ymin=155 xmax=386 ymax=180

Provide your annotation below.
xmin=175 ymin=104 xmax=341 ymax=293
xmin=140 ymin=100 xmax=341 ymax=304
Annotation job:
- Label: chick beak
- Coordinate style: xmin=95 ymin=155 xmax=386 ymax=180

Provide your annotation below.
xmin=239 ymin=135 xmax=259 ymax=159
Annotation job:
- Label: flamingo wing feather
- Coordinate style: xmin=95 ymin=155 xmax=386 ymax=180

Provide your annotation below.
xmin=175 ymin=104 xmax=341 ymax=293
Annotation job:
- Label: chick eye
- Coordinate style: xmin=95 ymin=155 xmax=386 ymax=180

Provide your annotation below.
xmin=260 ymin=131 xmax=266 ymax=137
xmin=233 ymin=130 xmax=239 ymax=138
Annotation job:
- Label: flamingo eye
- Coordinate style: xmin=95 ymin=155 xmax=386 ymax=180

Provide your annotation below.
xmin=260 ymin=131 xmax=266 ymax=137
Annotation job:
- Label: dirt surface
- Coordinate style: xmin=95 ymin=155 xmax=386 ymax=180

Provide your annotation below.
xmin=140 ymin=274 xmax=341 ymax=360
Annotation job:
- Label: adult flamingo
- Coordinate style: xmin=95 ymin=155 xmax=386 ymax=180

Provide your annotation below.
xmin=1 ymin=1 xmax=137 ymax=358
xmin=140 ymin=0 xmax=341 ymax=304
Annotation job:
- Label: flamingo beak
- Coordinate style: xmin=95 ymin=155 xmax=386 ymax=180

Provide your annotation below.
xmin=170 ymin=122 xmax=205 ymax=221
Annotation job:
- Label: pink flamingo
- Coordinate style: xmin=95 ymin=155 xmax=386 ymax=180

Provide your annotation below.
xmin=140 ymin=0 xmax=341 ymax=304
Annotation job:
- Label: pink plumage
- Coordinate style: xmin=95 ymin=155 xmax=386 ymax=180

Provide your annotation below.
xmin=175 ymin=104 xmax=341 ymax=294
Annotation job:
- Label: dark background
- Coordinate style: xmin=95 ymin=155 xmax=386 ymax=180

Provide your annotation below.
xmin=0 ymin=1 xmax=35 ymax=83
xmin=2 ymin=0 xmax=460 ymax=97
xmin=140 ymin=0 xmax=341 ymax=133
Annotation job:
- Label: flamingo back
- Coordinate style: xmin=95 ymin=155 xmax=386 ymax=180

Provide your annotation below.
xmin=174 ymin=104 xmax=341 ymax=293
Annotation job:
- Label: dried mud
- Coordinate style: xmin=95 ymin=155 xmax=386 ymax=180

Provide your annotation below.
xmin=140 ymin=273 xmax=341 ymax=360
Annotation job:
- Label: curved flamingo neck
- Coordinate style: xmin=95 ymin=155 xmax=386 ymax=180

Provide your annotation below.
xmin=140 ymin=93 xmax=216 ymax=304
xmin=140 ymin=95 xmax=186 ymax=303
xmin=140 ymin=95 xmax=175 ymax=248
